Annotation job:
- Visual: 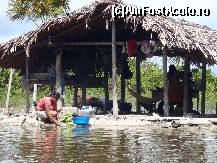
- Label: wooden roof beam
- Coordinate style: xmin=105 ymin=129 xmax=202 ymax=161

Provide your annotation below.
xmin=61 ymin=42 xmax=124 ymax=46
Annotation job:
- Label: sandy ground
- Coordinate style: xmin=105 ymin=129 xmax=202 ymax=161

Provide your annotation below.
xmin=1 ymin=110 xmax=217 ymax=129
xmin=0 ymin=107 xmax=217 ymax=128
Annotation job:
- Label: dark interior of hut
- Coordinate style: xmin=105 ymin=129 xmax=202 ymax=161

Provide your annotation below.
xmin=17 ymin=19 xmax=164 ymax=114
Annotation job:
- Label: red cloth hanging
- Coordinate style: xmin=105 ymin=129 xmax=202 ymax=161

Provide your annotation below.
xmin=127 ymin=40 xmax=137 ymax=57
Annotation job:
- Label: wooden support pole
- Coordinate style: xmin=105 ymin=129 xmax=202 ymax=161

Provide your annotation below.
xmin=121 ymin=73 xmax=126 ymax=101
xmin=50 ymin=85 xmax=54 ymax=93
xmin=215 ymin=102 xmax=217 ymax=116
xmin=56 ymin=48 xmax=63 ymax=111
xmin=82 ymin=78 xmax=87 ymax=106
xmin=103 ymin=55 xmax=109 ymax=113
xmin=136 ymin=52 xmax=141 ymax=114
xmin=112 ymin=20 xmax=118 ymax=115
xmin=81 ymin=54 xmax=87 ymax=107
xmin=25 ymin=45 xmax=30 ymax=114
xmin=73 ymin=86 xmax=78 ymax=107
xmin=163 ymin=47 xmax=169 ymax=116
xmin=6 ymin=68 xmax=14 ymax=112
xmin=32 ymin=84 xmax=37 ymax=103
xmin=121 ymin=53 xmax=126 ymax=101
xmin=104 ymin=71 xmax=109 ymax=113
xmin=201 ymin=61 xmax=206 ymax=117
xmin=196 ymin=93 xmax=200 ymax=111
xmin=183 ymin=54 xmax=190 ymax=115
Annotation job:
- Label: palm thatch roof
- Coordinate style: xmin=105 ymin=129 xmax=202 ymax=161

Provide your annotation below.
xmin=0 ymin=0 xmax=217 ymax=70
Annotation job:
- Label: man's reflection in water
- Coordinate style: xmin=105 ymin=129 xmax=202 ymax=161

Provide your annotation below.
xmin=35 ymin=126 xmax=60 ymax=162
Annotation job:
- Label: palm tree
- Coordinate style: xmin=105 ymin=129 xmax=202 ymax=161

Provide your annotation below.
xmin=7 ymin=0 xmax=70 ymax=23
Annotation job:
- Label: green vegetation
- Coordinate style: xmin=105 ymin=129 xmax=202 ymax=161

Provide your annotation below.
xmin=60 ymin=113 xmax=74 ymax=126
xmin=7 ymin=0 xmax=70 ymax=22
xmin=0 ymin=61 xmax=216 ymax=114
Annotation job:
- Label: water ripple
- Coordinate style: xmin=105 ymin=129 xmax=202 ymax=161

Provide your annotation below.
xmin=0 ymin=126 xmax=217 ymax=162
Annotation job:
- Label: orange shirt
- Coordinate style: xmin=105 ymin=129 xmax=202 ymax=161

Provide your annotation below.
xmin=37 ymin=97 xmax=57 ymax=111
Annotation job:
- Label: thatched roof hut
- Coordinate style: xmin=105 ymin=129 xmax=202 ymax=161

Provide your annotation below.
xmin=1 ymin=0 xmax=216 ymax=116
xmin=0 ymin=0 xmax=217 ymax=72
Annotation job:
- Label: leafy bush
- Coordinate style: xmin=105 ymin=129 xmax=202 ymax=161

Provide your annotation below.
xmin=0 ymin=62 xmax=216 ymax=114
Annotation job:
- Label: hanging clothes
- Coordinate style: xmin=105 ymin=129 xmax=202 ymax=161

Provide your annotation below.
xmin=127 ymin=39 xmax=137 ymax=57
xmin=141 ymin=40 xmax=155 ymax=58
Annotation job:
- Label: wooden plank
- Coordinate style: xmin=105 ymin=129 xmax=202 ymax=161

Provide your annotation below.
xmin=29 ymin=80 xmax=54 ymax=85
xmin=71 ymin=83 xmax=105 ymax=88
xmin=201 ymin=61 xmax=206 ymax=117
xmin=29 ymin=73 xmax=50 ymax=79
xmin=61 ymin=42 xmax=124 ymax=46
xmin=112 ymin=21 xmax=118 ymax=116
xmin=183 ymin=53 xmax=190 ymax=115
xmin=29 ymin=79 xmax=105 ymax=87
xmin=65 ymin=76 xmax=105 ymax=83
xmin=163 ymin=47 xmax=169 ymax=116
xmin=61 ymin=41 xmax=160 ymax=46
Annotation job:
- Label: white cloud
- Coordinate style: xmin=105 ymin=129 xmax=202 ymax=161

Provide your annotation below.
xmin=0 ymin=0 xmax=8 ymax=15
xmin=69 ymin=0 xmax=95 ymax=10
xmin=0 ymin=34 xmax=19 ymax=44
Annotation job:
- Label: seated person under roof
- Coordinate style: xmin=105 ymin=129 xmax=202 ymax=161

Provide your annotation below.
xmin=167 ymin=64 xmax=183 ymax=115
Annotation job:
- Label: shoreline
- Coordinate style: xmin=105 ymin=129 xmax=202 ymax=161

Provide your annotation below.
xmin=1 ymin=112 xmax=217 ymax=128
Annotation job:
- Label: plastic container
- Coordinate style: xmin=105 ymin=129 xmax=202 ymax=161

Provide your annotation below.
xmin=72 ymin=116 xmax=90 ymax=125
xmin=77 ymin=106 xmax=95 ymax=117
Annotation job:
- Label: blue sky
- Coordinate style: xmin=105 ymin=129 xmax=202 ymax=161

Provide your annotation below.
xmin=0 ymin=0 xmax=217 ymax=73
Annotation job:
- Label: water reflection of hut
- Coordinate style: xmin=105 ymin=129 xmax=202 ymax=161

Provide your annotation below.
xmin=0 ymin=0 xmax=217 ymax=116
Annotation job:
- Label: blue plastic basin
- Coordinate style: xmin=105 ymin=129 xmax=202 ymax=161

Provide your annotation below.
xmin=72 ymin=116 xmax=90 ymax=125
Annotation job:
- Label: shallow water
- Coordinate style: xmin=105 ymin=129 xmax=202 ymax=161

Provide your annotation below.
xmin=0 ymin=124 xmax=217 ymax=163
